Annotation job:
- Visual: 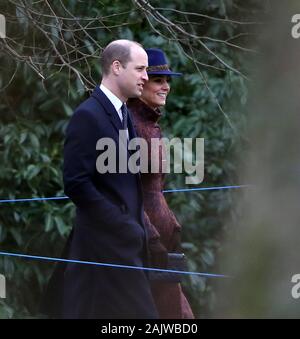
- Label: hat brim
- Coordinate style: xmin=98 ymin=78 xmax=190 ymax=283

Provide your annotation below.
xmin=147 ymin=71 xmax=182 ymax=77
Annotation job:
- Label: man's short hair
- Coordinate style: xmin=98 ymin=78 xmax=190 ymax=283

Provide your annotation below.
xmin=101 ymin=42 xmax=136 ymax=76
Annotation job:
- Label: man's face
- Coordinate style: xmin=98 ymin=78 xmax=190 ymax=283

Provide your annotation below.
xmin=118 ymin=45 xmax=148 ymax=99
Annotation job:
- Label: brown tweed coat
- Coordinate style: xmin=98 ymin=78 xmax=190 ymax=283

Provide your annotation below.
xmin=128 ymin=98 xmax=194 ymax=319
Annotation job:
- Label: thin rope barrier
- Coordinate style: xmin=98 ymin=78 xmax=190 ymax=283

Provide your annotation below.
xmin=163 ymin=184 xmax=251 ymax=193
xmin=0 ymin=185 xmax=250 ymax=204
xmin=0 ymin=251 xmax=229 ymax=279
xmin=0 ymin=185 xmax=244 ymax=277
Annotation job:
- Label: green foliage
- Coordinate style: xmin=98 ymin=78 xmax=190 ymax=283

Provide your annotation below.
xmin=0 ymin=0 xmax=257 ymax=318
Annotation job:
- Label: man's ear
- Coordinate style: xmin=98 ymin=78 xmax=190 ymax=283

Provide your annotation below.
xmin=111 ymin=60 xmax=122 ymax=75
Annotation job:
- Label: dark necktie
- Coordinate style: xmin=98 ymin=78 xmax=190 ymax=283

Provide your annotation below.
xmin=121 ymin=104 xmax=128 ymax=131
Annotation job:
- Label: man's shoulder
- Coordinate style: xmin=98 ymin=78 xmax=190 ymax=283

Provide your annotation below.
xmin=72 ymin=95 xmax=104 ymax=119
xmin=74 ymin=87 xmax=110 ymax=115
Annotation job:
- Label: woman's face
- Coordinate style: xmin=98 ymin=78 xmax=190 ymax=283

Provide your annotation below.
xmin=140 ymin=75 xmax=171 ymax=109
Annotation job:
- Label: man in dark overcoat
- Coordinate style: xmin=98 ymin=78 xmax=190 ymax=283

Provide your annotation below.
xmin=42 ymin=39 xmax=158 ymax=319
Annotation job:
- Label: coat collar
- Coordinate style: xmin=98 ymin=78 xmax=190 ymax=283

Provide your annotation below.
xmin=91 ymin=86 xmax=123 ymax=134
xmin=127 ymin=98 xmax=162 ymax=123
xmin=99 ymin=84 xmax=123 ymax=114
xmin=91 ymin=86 xmax=137 ymax=142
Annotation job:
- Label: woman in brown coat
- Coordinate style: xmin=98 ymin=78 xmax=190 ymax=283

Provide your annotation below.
xmin=128 ymin=48 xmax=194 ymax=319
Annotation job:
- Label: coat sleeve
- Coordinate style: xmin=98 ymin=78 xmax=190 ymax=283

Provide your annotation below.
xmin=63 ymin=108 xmax=137 ymax=228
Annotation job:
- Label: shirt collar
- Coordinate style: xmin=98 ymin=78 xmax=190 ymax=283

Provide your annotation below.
xmin=100 ymin=84 xmax=123 ymax=113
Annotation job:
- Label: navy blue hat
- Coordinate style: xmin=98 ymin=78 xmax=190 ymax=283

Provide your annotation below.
xmin=145 ymin=48 xmax=182 ymax=77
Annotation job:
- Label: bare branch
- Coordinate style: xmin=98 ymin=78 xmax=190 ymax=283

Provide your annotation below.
xmin=0 ymin=0 xmax=257 ymax=99
xmin=133 ymin=0 xmax=249 ymax=79
xmin=155 ymin=7 xmax=262 ymax=25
